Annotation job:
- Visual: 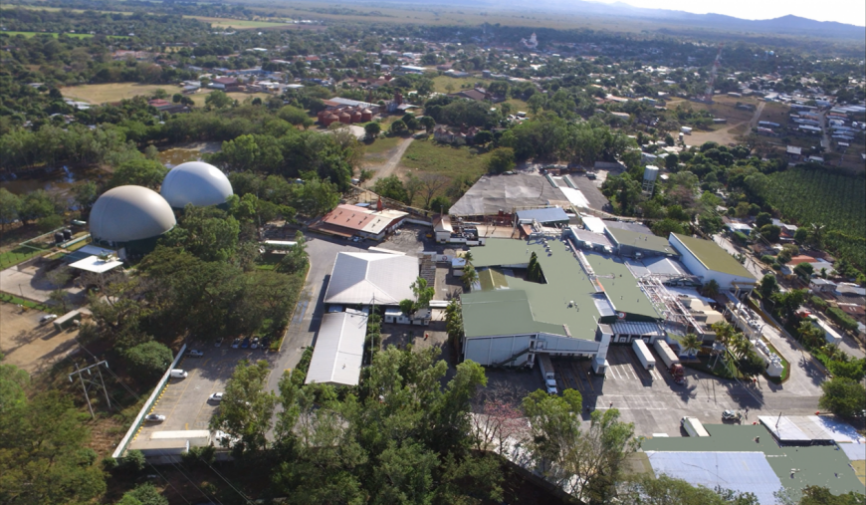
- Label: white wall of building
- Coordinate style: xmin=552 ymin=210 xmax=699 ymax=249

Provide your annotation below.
xmin=670 ymin=235 xmax=754 ymax=291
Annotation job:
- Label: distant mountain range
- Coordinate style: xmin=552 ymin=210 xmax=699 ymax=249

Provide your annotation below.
xmin=358 ymin=0 xmax=866 ymax=41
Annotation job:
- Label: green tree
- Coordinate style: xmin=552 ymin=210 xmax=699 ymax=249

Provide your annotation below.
xmin=807 ymin=223 xmax=826 ymax=249
xmin=123 ymin=341 xmax=173 ymax=381
xmin=120 ymin=484 xmax=169 ymax=505
xmin=819 ymin=377 xmax=866 ymax=418
xmin=621 ymin=474 xmax=759 ymax=505
xmin=410 ymin=276 xmax=435 ymax=310
xmin=759 ymin=273 xmax=779 ymax=299
xmin=702 ymin=279 xmax=720 ymax=298
xmin=0 ymin=188 xmax=21 ymax=227
xmin=772 ymin=289 xmax=807 ymax=321
xmin=390 ymin=119 xmax=408 ymax=136
xmin=161 ymin=206 xmax=240 ymax=263
xmin=205 ymin=90 xmax=233 ymax=110
xmin=290 ymin=177 xmax=340 ymax=217
xmin=794 ymin=227 xmax=809 ymax=243
xmin=373 ymin=175 xmax=409 ymax=203
xmin=278 ymin=105 xmax=313 ymax=127
xmin=108 ymin=158 xmax=168 ymax=190
xmin=755 ymin=212 xmax=773 ymax=228
xmin=462 ymin=263 xmax=478 ymax=290
xmin=209 ymin=359 xmax=276 ymax=453
xmin=0 ymin=383 xmax=107 ymax=504
xmin=794 ymin=262 xmax=814 ymax=281
xmin=419 ymin=115 xmax=435 ymax=133
xmin=486 ymin=147 xmax=515 ymax=174
xmin=681 ymin=333 xmax=702 ymax=357
xmin=760 ymin=224 xmax=782 ymax=242
xmin=795 ymin=485 xmax=866 ymax=505
xmin=527 ymin=251 xmax=543 ymax=282
xmin=429 ymin=195 xmax=450 ymax=214
xmin=364 ymin=122 xmax=382 ymax=139
xmin=72 ymin=181 xmax=98 ymax=211
xmin=277 ymin=231 xmax=309 ymax=275
xmin=18 ymin=189 xmax=57 ymax=224
xmin=651 ymin=218 xmax=686 ymax=237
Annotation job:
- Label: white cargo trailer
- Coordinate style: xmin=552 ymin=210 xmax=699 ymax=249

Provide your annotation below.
xmin=536 ymin=354 xmax=558 ymax=395
xmin=681 ymin=416 xmax=710 ymax=437
xmin=632 ymin=339 xmax=656 ymax=371
xmin=653 ymin=340 xmax=680 ymax=368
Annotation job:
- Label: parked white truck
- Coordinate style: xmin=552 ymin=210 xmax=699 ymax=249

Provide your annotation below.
xmin=632 ymin=339 xmax=656 ymax=372
xmin=654 ymin=340 xmax=685 ymax=384
xmin=536 ymin=354 xmax=558 ymax=395
xmin=681 ymin=416 xmax=710 ymax=437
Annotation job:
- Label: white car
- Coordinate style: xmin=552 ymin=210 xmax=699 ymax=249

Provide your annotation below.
xmin=144 ymin=414 xmax=166 ymax=422
xmin=209 ymin=392 xmax=224 ymax=403
xmin=352 ymin=236 xmax=360 ymax=242
xmin=170 ymin=369 xmax=188 ymax=379
xmin=188 ymin=349 xmax=204 ymax=357
xmin=40 ymin=314 xmax=58 ymax=324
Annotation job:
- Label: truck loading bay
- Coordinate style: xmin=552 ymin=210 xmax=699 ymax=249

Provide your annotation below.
xmin=546 ymin=344 xmax=824 ymax=437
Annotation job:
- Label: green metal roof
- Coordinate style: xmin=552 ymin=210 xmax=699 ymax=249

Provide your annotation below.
xmin=672 ymin=233 xmax=755 ymax=280
xmin=606 ymin=227 xmax=678 ymax=256
xmin=478 ymin=268 xmax=509 ymax=291
xmin=583 ymin=253 xmax=659 ymax=319
xmin=464 ymin=238 xmax=658 ymax=340
xmin=641 ymin=424 xmax=864 ymax=500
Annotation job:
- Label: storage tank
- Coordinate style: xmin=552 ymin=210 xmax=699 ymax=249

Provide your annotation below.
xmin=339 ymin=111 xmax=352 ymax=124
xmin=361 ymin=109 xmax=373 ymax=121
xmin=351 ymin=110 xmax=362 ymax=123
xmin=643 ymin=165 xmax=659 ymax=182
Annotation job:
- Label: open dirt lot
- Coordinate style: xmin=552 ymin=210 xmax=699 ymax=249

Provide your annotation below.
xmin=0 ymin=262 xmax=86 ymax=305
xmin=0 ymin=302 xmax=79 ymax=373
xmin=61 ymin=83 xmax=270 ymax=106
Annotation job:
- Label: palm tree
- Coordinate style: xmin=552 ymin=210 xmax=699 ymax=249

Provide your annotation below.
xmin=702 ymin=279 xmax=720 ymax=298
xmin=462 ymin=264 xmax=478 ymax=291
xmin=730 ymin=333 xmax=752 ymax=360
xmin=808 ymin=223 xmax=825 ymax=249
xmin=681 ymin=333 xmax=702 ymax=358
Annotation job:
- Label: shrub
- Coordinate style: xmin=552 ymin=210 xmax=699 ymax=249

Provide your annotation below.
xmin=102 ymin=456 xmax=119 ymax=471
xmin=827 ymin=307 xmax=858 ymax=332
xmin=121 ymin=450 xmax=146 ymax=473
xmin=819 ymin=377 xmax=866 ymax=418
xmin=737 ymin=352 xmax=766 ymax=376
xmin=732 ymin=231 xmax=750 ymax=245
xmin=122 ymin=484 xmax=169 ymax=505
xmin=828 ymin=358 xmax=866 ymax=382
xmin=761 ymin=255 xmax=776 ymax=264
xmin=810 ymin=296 xmax=828 ymax=310
xmin=290 ymin=347 xmax=314 ymax=387
xmin=123 ymin=341 xmax=173 ymax=381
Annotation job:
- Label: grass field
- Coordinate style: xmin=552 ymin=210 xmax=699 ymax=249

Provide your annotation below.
xmin=0 ymin=31 xmax=127 ymax=39
xmin=398 ymin=140 xmax=492 ymax=204
xmin=758 ymin=101 xmax=791 ymax=126
xmin=431 ymin=76 xmax=487 ymax=93
xmin=61 ymin=83 xmax=269 ymax=106
xmin=364 ymin=135 xmax=403 ymax=156
xmin=0 ymin=4 xmax=130 ymax=14
xmin=183 ymin=16 xmax=294 ymax=29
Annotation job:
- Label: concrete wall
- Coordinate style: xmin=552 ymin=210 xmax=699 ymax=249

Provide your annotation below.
xmin=464 ymin=335 xmax=533 ymax=366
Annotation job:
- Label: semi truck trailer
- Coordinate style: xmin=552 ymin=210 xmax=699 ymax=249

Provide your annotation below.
xmin=681 ymin=416 xmax=710 ymax=437
xmin=536 ymin=354 xmax=558 ymax=395
xmin=654 ymin=340 xmax=685 ymax=384
xmin=632 ymin=339 xmax=656 ymax=372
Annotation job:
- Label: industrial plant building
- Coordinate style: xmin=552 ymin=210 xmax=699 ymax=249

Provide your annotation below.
xmin=458 ymin=225 xmax=756 ymax=372
xmin=323 ymin=252 xmax=419 ymax=307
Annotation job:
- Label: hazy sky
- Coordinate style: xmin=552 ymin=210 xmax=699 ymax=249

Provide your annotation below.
xmin=594 ymin=0 xmax=866 ymax=26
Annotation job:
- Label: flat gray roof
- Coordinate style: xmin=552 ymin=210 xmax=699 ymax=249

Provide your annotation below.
xmin=606 ymin=227 xmax=678 ymax=256
xmin=451 ymin=173 xmax=572 ymax=216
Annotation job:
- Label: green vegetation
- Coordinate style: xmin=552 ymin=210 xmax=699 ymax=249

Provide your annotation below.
xmin=819 ymin=377 xmax=866 ymax=418
xmin=762 ymin=168 xmax=866 ymax=270
xmin=400 ymin=140 xmax=493 ymax=202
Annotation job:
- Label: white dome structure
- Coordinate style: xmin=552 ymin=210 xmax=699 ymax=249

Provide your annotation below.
xmin=160 ymin=161 xmax=233 ymax=208
xmin=90 ymin=186 xmax=176 ymax=243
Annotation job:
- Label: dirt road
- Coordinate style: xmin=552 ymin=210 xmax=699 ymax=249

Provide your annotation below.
xmin=748 ymin=101 xmax=766 ymax=132
xmin=367 ymin=137 xmax=414 ymax=184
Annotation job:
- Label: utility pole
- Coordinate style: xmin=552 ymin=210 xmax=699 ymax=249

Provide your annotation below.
xmin=69 ymin=360 xmax=112 ymax=419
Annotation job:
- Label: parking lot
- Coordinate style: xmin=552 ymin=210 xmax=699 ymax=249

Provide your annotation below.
xmin=135 ymin=345 xmax=276 ymax=437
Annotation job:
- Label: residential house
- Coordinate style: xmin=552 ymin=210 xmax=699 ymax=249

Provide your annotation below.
xmin=209 ymin=77 xmax=240 ymax=92
xmin=433 ymin=124 xmax=480 ymax=145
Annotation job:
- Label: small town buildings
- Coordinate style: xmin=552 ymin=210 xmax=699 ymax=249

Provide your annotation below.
xmin=209 ymin=77 xmax=240 ymax=92
xmin=305 ymin=311 xmax=367 ymax=387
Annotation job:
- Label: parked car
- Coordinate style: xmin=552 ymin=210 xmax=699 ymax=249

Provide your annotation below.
xmin=722 ymin=410 xmax=743 ymax=422
xmin=208 ymin=392 xmax=224 ymax=403
xmin=188 ymin=349 xmax=204 ymax=358
xmin=40 ymin=314 xmax=58 ymax=324
xmin=170 ymin=369 xmax=188 ymax=379
xmin=231 ymin=338 xmax=241 ymax=349
xmin=261 ymin=337 xmax=271 ymax=350
xmin=352 ymin=236 xmax=360 ymax=242
xmin=251 ymin=337 xmax=260 ymax=349
xmin=214 ymin=337 xmax=223 ymax=348
xmin=241 ymin=338 xmax=250 ymax=349
xmin=144 ymin=414 xmax=166 ymax=422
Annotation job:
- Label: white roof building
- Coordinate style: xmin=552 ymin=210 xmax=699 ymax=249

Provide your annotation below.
xmin=323 ymin=252 xmax=418 ymax=306
xmin=305 ymin=312 xmax=367 ymax=386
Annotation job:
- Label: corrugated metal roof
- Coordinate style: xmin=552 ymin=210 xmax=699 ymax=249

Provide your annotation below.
xmin=515 ymin=207 xmax=569 ymax=224
xmin=305 ymin=312 xmax=367 ymax=386
xmin=671 ymin=233 xmax=755 ymax=280
xmin=610 ymin=321 xmax=663 ymax=337
xmin=606 ymin=227 xmax=678 ymax=255
xmin=323 ymin=252 xmax=418 ymax=305
xmin=646 ymin=451 xmax=783 ymax=505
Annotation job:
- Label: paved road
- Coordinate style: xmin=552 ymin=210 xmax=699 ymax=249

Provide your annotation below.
xmin=367 ymin=137 xmax=414 ymax=184
xmin=264 ymin=233 xmax=368 ymax=393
